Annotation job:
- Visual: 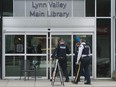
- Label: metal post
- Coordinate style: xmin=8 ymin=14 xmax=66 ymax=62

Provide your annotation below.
xmin=0 ymin=0 xmax=3 ymax=79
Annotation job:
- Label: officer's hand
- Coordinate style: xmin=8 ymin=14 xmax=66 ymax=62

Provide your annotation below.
xmin=75 ymin=60 xmax=79 ymax=65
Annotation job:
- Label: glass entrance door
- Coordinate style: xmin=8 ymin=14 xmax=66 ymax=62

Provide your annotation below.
xmin=4 ymin=33 xmax=48 ymax=79
xmin=73 ymin=33 xmax=93 ymax=78
xmin=4 ymin=32 xmax=94 ymax=79
xmin=26 ymin=33 xmax=48 ymax=79
xmin=50 ymin=33 xmax=72 ymax=79
xmin=50 ymin=33 xmax=94 ymax=79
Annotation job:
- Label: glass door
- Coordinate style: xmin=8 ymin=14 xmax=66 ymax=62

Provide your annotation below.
xmin=50 ymin=32 xmax=94 ymax=79
xmin=4 ymin=33 xmax=48 ymax=79
xmin=26 ymin=33 xmax=48 ymax=79
xmin=73 ymin=33 xmax=93 ymax=78
xmin=50 ymin=33 xmax=72 ymax=79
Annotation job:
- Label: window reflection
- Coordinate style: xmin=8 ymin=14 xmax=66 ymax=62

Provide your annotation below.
xmin=26 ymin=35 xmax=46 ymax=54
xmin=73 ymin=35 xmax=92 ymax=76
xmin=97 ymin=19 xmax=111 ymax=77
xmin=97 ymin=0 xmax=111 ymax=17
xmin=3 ymin=0 xmax=13 ymax=16
xmin=86 ymin=0 xmax=95 ymax=17
xmin=27 ymin=56 xmax=47 ymax=76
xmin=5 ymin=56 xmax=24 ymax=76
xmin=5 ymin=35 xmax=24 ymax=53
xmin=51 ymin=35 xmax=71 ymax=54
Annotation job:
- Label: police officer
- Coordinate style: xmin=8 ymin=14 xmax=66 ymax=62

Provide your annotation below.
xmin=51 ymin=38 xmax=70 ymax=82
xmin=72 ymin=37 xmax=91 ymax=84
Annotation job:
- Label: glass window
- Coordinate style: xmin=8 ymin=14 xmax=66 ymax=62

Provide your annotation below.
xmin=86 ymin=0 xmax=95 ymax=17
xmin=73 ymin=35 xmax=92 ymax=76
xmin=51 ymin=35 xmax=71 ymax=76
xmin=3 ymin=0 xmax=13 ymax=16
xmin=97 ymin=0 xmax=111 ymax=17
xmin=5 ymin=56 xmax=24 ymax=76
xmin=0 ymin=0 xmax=1 ymax=16
xmin=27 ymin=56 xmax=47 ymax=77
xmin=97 ymin=19 xmax=111 ymax=77
xmin=51 ymin=35 xmax=71 ymax=53
xmin=5 ymin=35 xmax=24 ymax=53
xmin=26 ymin=35 xmax=46 ymax=54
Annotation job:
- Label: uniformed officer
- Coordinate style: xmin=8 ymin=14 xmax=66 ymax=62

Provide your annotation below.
xmin=51 ymin=38 xmax=70 ymax=82
xmin=72 ymin=37 xmax=91 ymax=84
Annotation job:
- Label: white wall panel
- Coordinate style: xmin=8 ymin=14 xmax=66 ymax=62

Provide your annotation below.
xmin=3 ymin=17 xmax=95 ymax=32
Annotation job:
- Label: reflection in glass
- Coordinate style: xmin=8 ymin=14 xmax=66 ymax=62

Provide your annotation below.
xmin=97 ymin=0 xmax=111 ymax=17
xmin=73 ymin=35 xmax=92 ymax=76
xmin=51 ymin=35 xmax=71 ymax=76
xmin=26 ymin=35 xmax=46 ymax=54
xmin=97 ymin=19 xmax=111 ymax=77
xmin=5 ymin=56 xmax=24 ymax=76
xmin=3 ymin=0 xmax=13 ymax=16
xmin=51 ymin=35 xmax=71 ymax=54
xmin=73 ymin=35 xmax=92 ymax=53
xmin=27 ymin=56 xmax=47 ymax=77
xmin=5 ymin=35 xmax=24 ymax=53
xmin=86 ymin=0 xmax=95 ymax=17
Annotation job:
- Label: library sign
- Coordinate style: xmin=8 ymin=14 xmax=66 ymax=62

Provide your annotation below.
xmin=30 ymin=1 xmax=70 ymax=18
xmin=14 ymin=0 xmax=71 ymax=18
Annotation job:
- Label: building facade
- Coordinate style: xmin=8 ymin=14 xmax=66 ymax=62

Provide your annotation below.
xmin=0 ymin=0 xmax=116 ymax=79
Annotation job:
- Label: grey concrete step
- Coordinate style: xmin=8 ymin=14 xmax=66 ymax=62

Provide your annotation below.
xmin=0 ymin=79 xmax=116 ymax=87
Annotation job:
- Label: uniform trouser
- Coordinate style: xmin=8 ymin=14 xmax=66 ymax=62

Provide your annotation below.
xmin=59 ymin=58 xmax=69 ymax=80
xmin=81 ymin=56 xmax=91 ymax=83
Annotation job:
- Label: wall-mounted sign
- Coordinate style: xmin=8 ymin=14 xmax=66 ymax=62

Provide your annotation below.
xmin=28 ymin=1 xmax=70 ymax=18
xmin=13 ymin=0 xmax=84 ymax=17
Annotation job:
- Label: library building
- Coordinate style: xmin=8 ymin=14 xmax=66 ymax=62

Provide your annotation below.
xmin=0 ymin=0 xmax=116 ymax=80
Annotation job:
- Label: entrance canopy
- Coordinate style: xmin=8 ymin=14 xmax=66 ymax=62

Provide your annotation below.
xmin=3 ymin=17 xmax=95 ymax=33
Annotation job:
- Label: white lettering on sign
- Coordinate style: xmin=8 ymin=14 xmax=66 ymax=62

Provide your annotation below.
xmin=29 ymin=1 xmax=70 ymax=18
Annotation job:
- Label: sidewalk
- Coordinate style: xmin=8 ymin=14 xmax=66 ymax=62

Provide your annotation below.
xmin=0 ymin=79 xmax=116 ymax=87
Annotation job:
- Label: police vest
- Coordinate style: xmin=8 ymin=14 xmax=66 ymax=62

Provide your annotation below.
xmin=57 ymin=44 xmax=67 ymax=57
xmin=82 ymin=44 xmax=89 ymax=55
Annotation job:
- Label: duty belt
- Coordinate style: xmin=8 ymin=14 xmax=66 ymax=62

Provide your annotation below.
xmin=58 ymin=57 xmax=65 ymax=59
xmin=82 ymin=55 xmax=89 ymax=58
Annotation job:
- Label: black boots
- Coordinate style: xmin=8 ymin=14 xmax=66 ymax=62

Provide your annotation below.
xmin=71 ymin=80 xmax=78 ymax=84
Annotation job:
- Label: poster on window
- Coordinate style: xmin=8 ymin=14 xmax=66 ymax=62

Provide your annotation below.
xmin=16 ymin=44 xmax=23 ymax=52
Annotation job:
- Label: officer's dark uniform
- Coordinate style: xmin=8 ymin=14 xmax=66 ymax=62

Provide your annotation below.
xmin=52 ymin=43 xmax=70 ymax=82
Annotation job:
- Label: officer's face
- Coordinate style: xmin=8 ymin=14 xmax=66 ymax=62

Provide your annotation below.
xmin=76 ymin=42 xmax=80 ymax=46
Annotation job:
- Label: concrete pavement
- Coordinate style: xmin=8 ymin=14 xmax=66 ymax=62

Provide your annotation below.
xmin=0 ymin=79 xmax=116 ymax=87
